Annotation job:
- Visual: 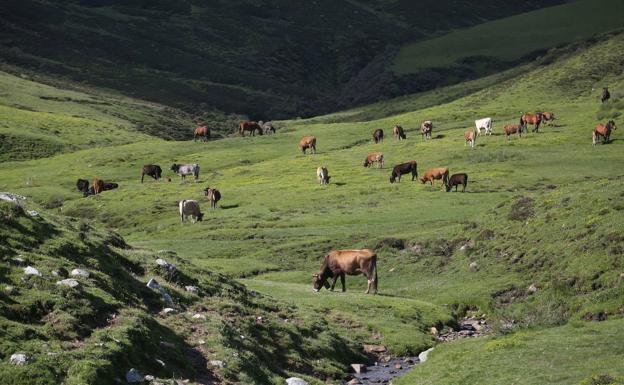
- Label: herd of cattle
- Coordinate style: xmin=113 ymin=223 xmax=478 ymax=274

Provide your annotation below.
xmin=74 ymin=106 xmax=617 ymax=293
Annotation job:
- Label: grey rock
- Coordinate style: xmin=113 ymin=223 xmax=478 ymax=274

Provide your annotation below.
xmin=155 ymin=258 xmax=176 ymax=272
xmin=528 ymin=283 xmax=538 ymax=293
xmin=9 ymin=353 xmax=28 ymax=365
xmin=144 ymin=374 xmax=155 ymax=382
xmin=27 ymin=210 xmax=39 ymax=217
xmin=285 ymin=378 xmax=309 ymax=385
xmin=185 ymin=285 xmax=198 ymax=293
xmin=0 ymin=192 xmax=27 ymax=203
xmin=4 ymin=285 xmax=16 ymax=295
xmin=418 ymin=347 xmax=434 ymax=363
xmin=209 ymin=360 xmax=225 ymax=368
xmin=125 ymin=368 xmax=144 ymax=383
xmin=155 ymin=359 xmax=166 ymax=367
xmin=192 ymin=313 xmax=206 ymax=320
xmin=56 ymin=279 xmax=80 ymax=288
xmin=468 ymin=261 xmax=478 ymax=272
xmin=146 ymin=278 xmax=161 ymax=290
xmin=24 ymin=266 xmax=42 ymax=276
xmin=161 ymin=308 xmax=176 ymax=315
xmin=71 ymin=268 xmax=90 ymax=278
xmin=351 ymin=363 xmax=366 ymax=373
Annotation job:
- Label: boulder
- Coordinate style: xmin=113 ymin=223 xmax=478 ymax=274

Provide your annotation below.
xmin=24 ymin=266 xmax=42 ymax=276
xmin=155 ymin=258 xmax=176 ymax=272
xmin=126 ymin=368 xmax=144 ymax=383
xmin=363 ymin=344 xmax=387 ymax=354
xmin=285 ymin=378 xmax=308 ymax=385
xmin=9 ymin=353 xmax=28 ymax=365
xmin=351 ymin=363 xmax=366 ymax=373
xmin=527 ymin=284 xmax=538 ymax=293
xmin=56 ymin=279 xmax=80 ymax=288
xmin=71 ymin=268 xmax=90 ymax=278
xmin=209 ymin=360 xmax=225 ymax=368
xmin=0 ymin=192 xmax=27 ymax=203
xmin=185 ymin=286 xmax=198 ymax=294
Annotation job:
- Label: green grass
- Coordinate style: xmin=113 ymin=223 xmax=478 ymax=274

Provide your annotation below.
xmin=1 ymin=30 xmax=624 ymax=385
xmin=392 ymin=0 xmax=624 ymax=74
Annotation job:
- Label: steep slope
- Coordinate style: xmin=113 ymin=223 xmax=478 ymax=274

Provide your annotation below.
xmin=0 ymin=0 xmax=561 ymax=118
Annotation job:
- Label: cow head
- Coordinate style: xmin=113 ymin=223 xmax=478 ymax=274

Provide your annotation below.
xmin=363 ymin=159 xmax=370 ymax=167
xmin=325 ymin=176 xmax=331 ymax=184
xmin=445 ymin=183 xmax=452 ymax=192
xmin=170 ymin=164 xmax=180 ymax=173
xmin=197 ymin=212 xmax=204 ymax=222
xmin=389 ymin=175 xmax=396 ymax=183
xmin=312 ymin=273 xmax=330 ymax=292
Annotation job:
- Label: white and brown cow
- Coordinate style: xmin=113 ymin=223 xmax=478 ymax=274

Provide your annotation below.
xmin=179 ymin=200 xmax=204 ymax=223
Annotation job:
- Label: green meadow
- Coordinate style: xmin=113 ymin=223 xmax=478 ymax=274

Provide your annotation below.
xmin=1 ymin=29 xmax=624 ymax=384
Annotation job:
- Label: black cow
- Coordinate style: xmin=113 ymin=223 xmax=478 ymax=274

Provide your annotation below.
xmin=601 ymin=87 xmax=611 ymax=103
xmin=389 ymin=161 xmax=418 ymax=183
xmin=446 ymin=173 xmax=468 ymax=192
xmin=141 ymin=165 xmax=162 ymax=183
xmin=76 ymin=179 xmax=90 ymax=193
xmin=373 ymin=129 xmax=384 ymax=144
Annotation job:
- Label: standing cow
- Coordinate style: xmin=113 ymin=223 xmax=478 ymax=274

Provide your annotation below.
xmin=299 ymin=136 xmax=317 ymax=154
xmin=170 ymin=163 xmax=200 ymax=181
xmin=141 ymin=165 xmax=162 ymax=183
xmin=504 ymin=124 xmax=523 ymax=140
xmin=93 ymin=178 xmax=104 ymax=196
xmin=203 ymin=187 xmax=221 ymax=210
xmin=239 ymin=121 xmax=263 ymax=136
xmin=420 ymin=167 xmax=449 ymax=188
xmin=363 ymin=152 xmax=384 ymax=168
xmin=393 ymin=125 xmax=406 ymax=140
xmin=389 ymin=161 xmax=417 ymax=183
xmin=193 ymin=125 xmax=210 ymax=141
xmin=601 ymin=87 xmax=610 ymax=103
xmin=312 ymin=249 xmax=378 ymax=294
xmin=421 ymin=121 xmax=433 ymax=140
xmin=464 ymin=130 xmax=476 ymax=148
xmin=179 ymin=200 xmax=204 ymax=223
xmin=372 ymin=129 xmax=384 ymax=144
xmin=446 ymin=173 xmax=468 ymax=192
xmin=475 ymin=117 xmax=492 ymax=136
xmin=316 ymin=167 xmax=330 ymax=185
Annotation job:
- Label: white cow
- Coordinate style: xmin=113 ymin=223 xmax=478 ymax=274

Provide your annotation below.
xmin=179 ymin=200 xmax=203 ymax=223
xmin=316 ymin=166 xmax=330 ymax=185
xmin=475 ymin=117 xmax=492 ymax=136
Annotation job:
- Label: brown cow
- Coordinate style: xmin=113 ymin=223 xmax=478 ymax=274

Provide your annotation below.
xmin=299 ymin=136 xmax=317 ymax=154
xmin=593 ymin=120 xmax=617 ymax=146
xmin=504 ymin=124 xmax=523 ymax=140
xmin=520 ymin=113 xmax=542 ymax=133
xmin=92 ymin=178 xmax=104 ymax=197
xmin=203 ymin=187 xmax=221 ymax=210
xmin=464 ymin=129 xmax=476 ymax=148
xmin=420 ymin=167 xmax=449 ymax=188
xmin=421 ymin=121 xmax=433 ymax=140
xmin=363 ymin=152 xmax=384 ymax=168
xmin=193 ymin=125 xmax=210 ymax=141
xmin=239 ymin=120 xmax=263 ymax=136
xmin=539 ymin=112 xmax=555 ymax=126
xmin=389 ymin=161 xmax=417 ymax=183
xmin=312 ymin=249 xmax=378 ymax=294
xmin=393 ymin=125 xmax=406 ymax=140
xmin=373 ymin=128 xmax=384 ymax=143
xmin=446 ymin=173 xmax=468 ymax=192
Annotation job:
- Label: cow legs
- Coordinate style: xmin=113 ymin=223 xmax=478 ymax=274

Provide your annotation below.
xmin=340 ymin=273 xmax=346 ymax=292
xmin=330 ymin=274 xmax=339 ymax=291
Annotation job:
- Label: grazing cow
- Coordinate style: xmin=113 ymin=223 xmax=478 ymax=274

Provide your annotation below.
xmin=539 ymin=112 xmax=556 ymax=126
xmin=372 ymin=128 xmax=384 ymax=143
xmin=504 ymin=124 xmax=523 ymax=140
xmin=601 ymin=87 xmax=610 ymax=103
xmin=316 ymin=166 xmax=330 ymax=185
xmin=420 ymin=167 xmax=449 ymax=188
xmin=593 ymin=120 xmax=617 ymax=146
xmin=299 ymin=136 xmax=317 ymax=154
xmin=76 ymin=179 xmax=90 ymax=193
xmin=193 ymin=125 xmax=210 ymax=141
xmin=446 ymin=173 xmax=468 ymax=192
xmin=464 ymin=129 xmax=476 ymax=148
xmin=239 ymin=120 xmax=263 ymax=136
xmin=475 ymin=117 xmax=492 ymax=136
xmin=392 ymin=125 xmax=406 ymax=140
xmin=312 ymin=249 xmax=378 ymax=294
xmin=363 ymin=152 xmax=384 ymax=168
xmin=170 ymin=163 xmax=200 ymax=181
xmin=520 ymin=113 xmax=542 ymax=133
xmin=203 ymin=187 xmax=221 ymax=210
xmin=389 ymin=161 xmax=417 ymax=183
xmin=421 ymin=121 xmax=433 ymax=140
xmin=141 ymin=165 xmax=162 ymax=183
xmin=92 ymin=178 xmax=104 ymax=196
xmin=179 ymin=200 xmax=204 ymax=223
xmin=261 ymin=121 xmax=276 ymax=134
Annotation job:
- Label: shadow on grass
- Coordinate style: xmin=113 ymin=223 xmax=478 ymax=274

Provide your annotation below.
xmin=221 ymin=204 xmax=239 ymax=209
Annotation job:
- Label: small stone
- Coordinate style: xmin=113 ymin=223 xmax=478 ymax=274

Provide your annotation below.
xmin=347 ymin=379 xmax=361 ymax=385
xmin=9 ymin=353 xmax=28 ymax=365
xmin=126 ymin=368 xmax=144 ymax=383
xmin=418 ymin=347 xmax=434 ymax=363
xmin=146 ymin=278 xmax=161 ymax=290
xmin=351 ymin=364 xmax=366 ymax=373
xmin=394 ymin=363 xmax=402 ymax=369
xmin=144 ymin=374 xmax=155 ymax=382
xmin=468 ymin=261 xmax=478 ymax=272
xmin=363 ymin=344 xmax=387 ymax=353
xmin=430 ymin=326 xmax=438 ymax=336
xmin=56 ymin=279 xmax=80 ymax=288
xmin=155 ymin=258 xmax=176 ymax=272
xmin=27 ymin=210 xmax=39 ymax=217
xmin=389 ymin=267 xmax=396 ymax=272
xmin=71 ymin=268 xmax=90 ymax=278
xmin=159 ymin=341 xmax=175 ymax=348
xmin=24 ymin=266 xmax=42 ymax=276
xmin=185 ymin=286 xmax=198 ymax=293
xmin=4 ymin=285 xmax=16 ymax=295
xmin=285 ymin=378 xmax=309 ymax=385
xmin=209 ymin=360 xmax=225 ymax=368
xmin=527 ymin=284 xmax=538 ymax=293
xmin=161 ymin=308 xmax=176 ymax=315
xmin=155 ymin=359 xmax=166 ymax=367
xmin=192 ymin=313 xmax=206 ymax=320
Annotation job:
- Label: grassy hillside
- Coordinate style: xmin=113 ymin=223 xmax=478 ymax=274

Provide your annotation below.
xmin=392 ymin=0 xmax=624 ymax=92
xmin=0 ymin=0 xmax=561 ymax=118
xmin=1 ymin=29 xmax=624 ymax=385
